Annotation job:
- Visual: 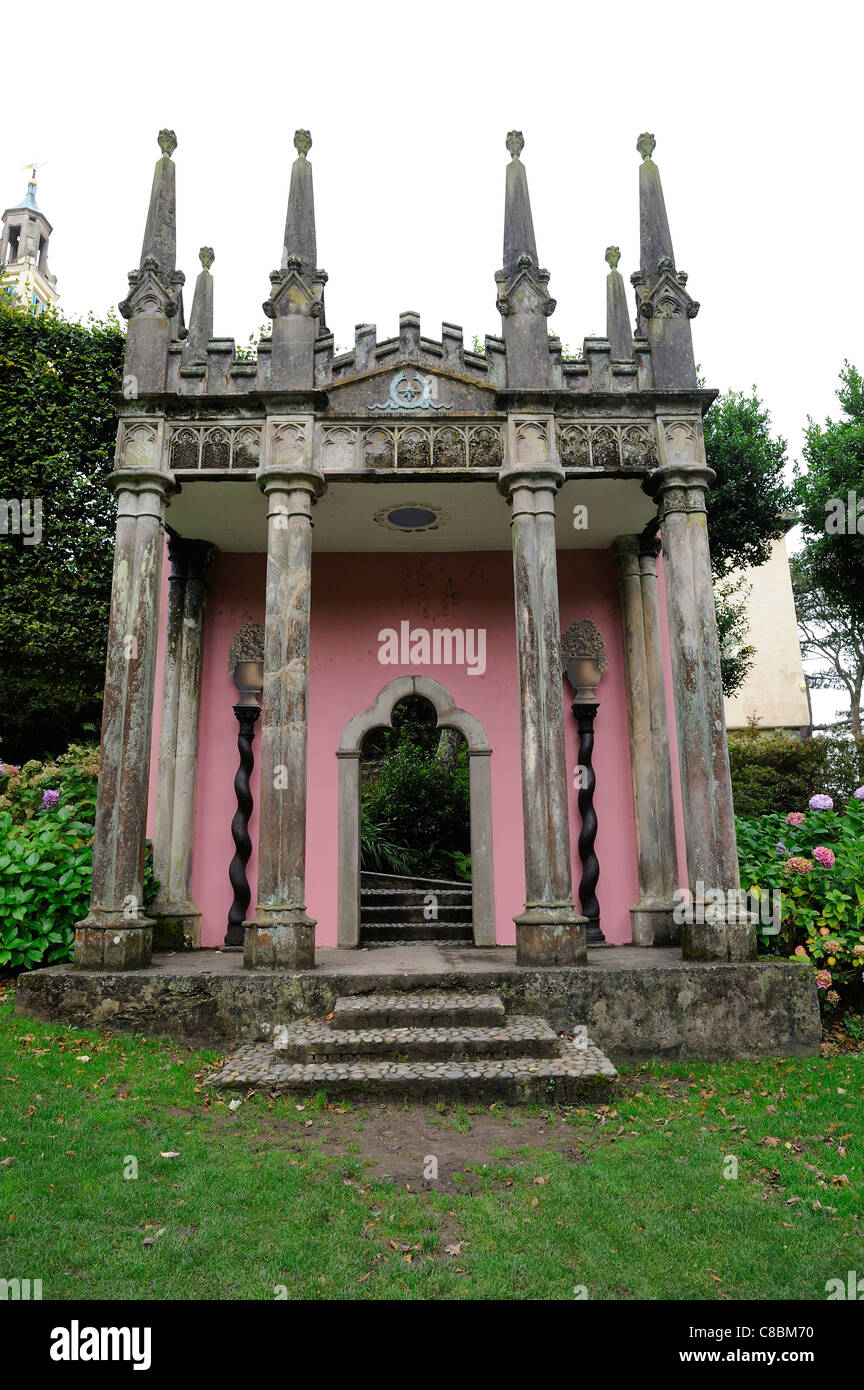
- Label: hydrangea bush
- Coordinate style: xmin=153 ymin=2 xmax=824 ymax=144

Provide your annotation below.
xmin=736 ymin=789 xmax=864 ymax=1012
xmin=0 ymin=746 xmax=158 ymax=972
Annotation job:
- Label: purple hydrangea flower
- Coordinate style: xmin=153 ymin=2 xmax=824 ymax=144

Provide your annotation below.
xmin=775 ymin=841 xmax=788 ymax=855
xmin=809 ymin=794 xmax=834 ymax=811
xmin=42 ymin=789 xmax=60 ymax=808
xmin=854 ymin=786 xmax=864 ymax=801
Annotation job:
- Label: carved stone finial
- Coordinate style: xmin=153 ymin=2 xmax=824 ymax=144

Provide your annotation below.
xmin=506 ymin=130 xmax=524 ymax=160
xmin=199 ymin=246 xmax=215 ymax=271
xmin=158 ymin=129 xmax=177 ymax=158
xmin=294 ymin=129 xmax=312 ymax=157
xmin=605 ymin=245 xmax=621 ymax=271
xmin=561 ymin=619 xmax=608 ymax=673
xmin=636 ymin=132 xmax=656 ymax=161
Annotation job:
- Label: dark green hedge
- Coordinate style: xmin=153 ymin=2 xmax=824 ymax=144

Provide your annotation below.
xmin=729 ymin=732 xmax=864 ymax=816
xmin=0 ymin=302 xmax=123 ymax=762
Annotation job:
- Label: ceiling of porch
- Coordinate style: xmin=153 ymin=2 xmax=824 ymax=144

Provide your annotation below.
xmin=166 ymin=476 xmax=658 ymax=553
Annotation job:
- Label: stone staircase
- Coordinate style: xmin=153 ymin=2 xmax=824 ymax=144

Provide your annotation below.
xmin=360 ymin=872 xmax=473 ymax=946
xmin=208 ymin=990 xmax=617 ymax=1103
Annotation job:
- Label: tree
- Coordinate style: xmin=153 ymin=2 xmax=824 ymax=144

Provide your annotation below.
xmin=0 ymin=301 xmax=123 ymax=762
xmin=714 ymin=574 xmax=755 ymax=698
xmin=790 ymin=547 xmax=864 ymax=741
xmin=703 ymin=387 xmax=794 ymax=575
xmin=794 ymin=361 xmax=864 ymax=622
xmin=702 ymin=387 xmax=793 ymax=696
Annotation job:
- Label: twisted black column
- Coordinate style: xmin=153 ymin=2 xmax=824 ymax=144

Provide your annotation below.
xmin=573 ymin=700 xmax=604 ymax=944
xmin=225 ymin=704 xmax=260 ymax=947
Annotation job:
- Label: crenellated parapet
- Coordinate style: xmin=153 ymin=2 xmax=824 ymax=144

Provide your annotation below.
xmin=116 ymin=128 xmax=712 ymax=469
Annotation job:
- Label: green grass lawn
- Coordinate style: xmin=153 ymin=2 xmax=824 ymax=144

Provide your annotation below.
xmin=1 ymin=985 xmax=861 ymax=1301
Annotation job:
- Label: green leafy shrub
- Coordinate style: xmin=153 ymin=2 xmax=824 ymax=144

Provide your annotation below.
xmin=0 ymin=805 xmax=93 ymax=969
xmin=0 ymin=743 xmax=98 ymax=824
xmin=730 ymin=730 xmax=864 ymax=815
xmin=362 ymin=734 xmax=470 ymax=879
xmin=0 ymin=744 xmax=158 ymax=972
xmin=729 ymin=731 xmax=827 ymax=816
xmin=359 ymin=819 xmax=415 ymax=877
xmin=736 ymin=792 xmax=864 ymax=1013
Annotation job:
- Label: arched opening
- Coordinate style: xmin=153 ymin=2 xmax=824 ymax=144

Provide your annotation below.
xmin=337 ymin=677 xmax=495 ymax=948
xmin=359 ymin=694 xmax=471 ymax=944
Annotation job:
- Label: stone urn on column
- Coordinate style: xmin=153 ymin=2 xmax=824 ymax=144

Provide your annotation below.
xmin=562 ymin=619 xmax=607 ymax=944
xmin=225 ymin=622 xmax=264 ymax=947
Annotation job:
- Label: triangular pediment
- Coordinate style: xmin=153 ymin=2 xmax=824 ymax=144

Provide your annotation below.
xmin=324 ymin=357 xmax=500 ymax=419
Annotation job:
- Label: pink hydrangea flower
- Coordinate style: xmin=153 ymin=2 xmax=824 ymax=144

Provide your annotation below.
xmin=809 ymin=794 xmax=834 ymax=811
xmin=42 ymin=789 xmax=60 ymax=808
xmin=786 ymin=812 xmax=806 ymax=826
xmin=815 ymin=970 xmax=832 ymax=989
xmin=813 ymin=846 xmax=835 ymax=868
xmin=785 ymin=856 xmax=814 ymax=875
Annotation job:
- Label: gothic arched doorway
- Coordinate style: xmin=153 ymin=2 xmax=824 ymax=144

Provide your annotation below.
xmin=337 ymin=676 xmax=495 ymax=947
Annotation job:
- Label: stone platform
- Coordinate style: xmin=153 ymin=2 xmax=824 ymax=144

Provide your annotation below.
xmin=14 ymin=944 xmax=821 ymax=1062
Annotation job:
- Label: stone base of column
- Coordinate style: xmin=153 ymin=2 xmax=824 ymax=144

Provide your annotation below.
xmin=74 ymin=913 xmax=154 ymax=969
xmin=148 ymin=900 xmax=202 ymax=952
xmin=630 ymin=900 xmax=681 ymax=948
xmin=244 ymin=910 xmax=316 ymax=970
xmin=682 ymin=905 xmax=757 ymax=963
xmin=515 ymin=904 xmax=587 ymax=967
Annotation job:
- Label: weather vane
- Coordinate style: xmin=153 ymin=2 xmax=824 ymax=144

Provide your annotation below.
xmin=22 ymin=160 xmax=47 ymax=182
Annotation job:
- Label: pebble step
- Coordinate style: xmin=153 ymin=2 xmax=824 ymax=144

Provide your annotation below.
xmin=331 ymin=991 xmax=505 ymax=1029
xmin=269 ymin=1016 xmax=560 ymax=1061
xmin=207 ymin=990 xmax=618 ymax=1104
xmin=209 ymin=1039 xmax=617 ymax=1104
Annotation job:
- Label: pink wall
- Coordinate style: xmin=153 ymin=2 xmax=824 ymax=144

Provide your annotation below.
xmin=147 ymin=548 xmax=669 ymax=948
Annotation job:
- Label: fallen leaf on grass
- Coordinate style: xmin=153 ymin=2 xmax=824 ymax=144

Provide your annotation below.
xmin=0 ymin=1157 xmax=13 ymax=1166
xmin=160 ymin=1151 xmax=181 ymax=1159
xmin=444 ymin=1243 xmax=462 ymax=1256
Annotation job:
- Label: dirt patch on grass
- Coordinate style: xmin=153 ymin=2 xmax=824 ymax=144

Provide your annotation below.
xmin=241 ymin=1103 xmax=592 ymax=1190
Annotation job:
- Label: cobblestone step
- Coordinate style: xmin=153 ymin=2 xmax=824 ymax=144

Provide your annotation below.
xmin=209 ymin=1038 xmax=617 ymax=1103
xmin=331 ymin=991 xmax=505 ymax=1029
xmin=270 ymin=1016 xmax=559 ymax=1061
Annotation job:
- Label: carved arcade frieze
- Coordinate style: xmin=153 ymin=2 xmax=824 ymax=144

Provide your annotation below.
xmin=143 ymin=415 xmax=665 ymax=476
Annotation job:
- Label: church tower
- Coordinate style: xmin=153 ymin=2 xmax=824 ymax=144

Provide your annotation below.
xmin=0 ymin=168 xmax=59 ymax=313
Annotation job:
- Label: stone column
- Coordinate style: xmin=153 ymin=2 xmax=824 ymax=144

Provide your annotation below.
xmin=652 ymin=418 xmax=755 ymax=960
xmin=245 ymin=417 xmax=325 ymax=968
xmin=499 ymin=417 xmax=586 ymax=965
xmin=75 ymin=438 xmax=175 ymax=968
xmin=638 ymin=533 xmax=681 ymax=934
xmin=150 ymin=534 xmax=214 ymax=949
xmin=611 ymin=534 xmax=679 ymax=945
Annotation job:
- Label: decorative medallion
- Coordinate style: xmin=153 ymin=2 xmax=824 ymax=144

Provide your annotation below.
xmin=370 ymin=369 xmax=450 ymax=413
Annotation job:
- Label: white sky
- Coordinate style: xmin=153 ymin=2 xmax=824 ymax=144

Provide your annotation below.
xmin=5 ymin=0 xmax=861 ymax=725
